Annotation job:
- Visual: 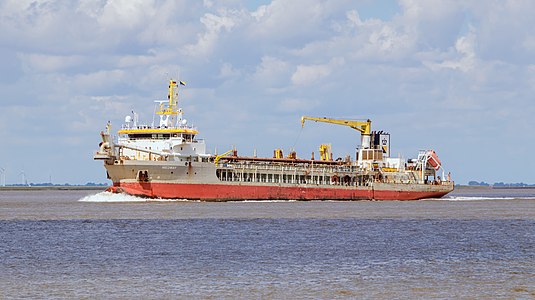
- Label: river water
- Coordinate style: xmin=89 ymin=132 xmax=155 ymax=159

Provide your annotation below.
xmin=1 ymin=187 xmax=535 ymax=299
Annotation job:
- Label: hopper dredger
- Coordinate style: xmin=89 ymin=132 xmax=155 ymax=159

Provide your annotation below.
xmin=94 ymin=79 xmax=453 ymax=200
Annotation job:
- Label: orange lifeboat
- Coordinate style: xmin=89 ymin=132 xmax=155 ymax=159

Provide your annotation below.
xmin=426 ymin=150 xmax=441 ymax=170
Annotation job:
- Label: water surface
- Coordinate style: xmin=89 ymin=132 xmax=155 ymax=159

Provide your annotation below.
xmin=1 ymin=188 xmax=534 ymax=299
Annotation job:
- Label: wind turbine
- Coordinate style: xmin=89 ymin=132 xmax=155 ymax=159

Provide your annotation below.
xmin=19 ymin=170 xmax=28 ymax=186
xmin=0 ymin=168 xmax=5 ymax=187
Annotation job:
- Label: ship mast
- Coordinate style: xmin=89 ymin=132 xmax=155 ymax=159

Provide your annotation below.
xmin=156 ymin=79 xmax=184 ymax=128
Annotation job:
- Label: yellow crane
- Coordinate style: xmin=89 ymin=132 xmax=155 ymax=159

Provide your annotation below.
xmin=319 ymin=144 xmax=332 ymax=161
xmin=301 ymin=116 xmax=372 ymax=149
xmin=214 ymin=149 xmax=234 ymax=166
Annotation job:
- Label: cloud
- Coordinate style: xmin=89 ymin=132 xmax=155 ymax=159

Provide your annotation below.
xmin=252 ymin=56 xmax=290 ymax=87
xmin=219 ymin=62 xmax=241 ymax=79
xmin=250 ymin=0 xmax=326 ymax=41
xmin=423 ymin=29 xmax=477 ymax=72
xmin=182 ymin=11 xmax=238 ymax=57
xmin=291 ymin=58 xmax=344 ymax=86
xmin=277 ymin=98 xmax=320 ymax=113
xmin=18 ymin=53 xmax=86 ymax=73
xmin=1 ymin=0 xmax=535 ymax=185
xmin=98 ymin=0 xmax=156 ymax=29
xmin=368 ymin=24 xmax=413 ymax=54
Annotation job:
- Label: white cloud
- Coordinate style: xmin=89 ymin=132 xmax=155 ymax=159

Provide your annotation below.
xmin=278 ymin=98 xmax=320 ymax=112
xmin=424 ymin=30 xmax=477 ymax=72
xmin=345 ymin=10 xmax=362 ymax=27
xmin=183 ymin=11 xmax=237 ymax=57
xmin=219 ymin=62 xmax=241 ymax=79
xmin=76 ymin=0 xmax=105 ymax=19
xmin=1 ymin=0 xmax=535 ymax=184
xmin=253 ymin=56 xmax=290 ymax=86
xmin=248 ymin=0 xmax=346 ymax=45
xmin=250 ymin=1 xmax=322 ymax=38
xmin=18 ymin=53 xmax=85 ymax=73
xmin=291 ymin=64 xmax=331 ymax=86
xmin=368 ymin=24 xmax=411 ymax=53
xmin=98 ymin=0 xmax=156 ymax=29
xmin=291 ymin=58 xmax=344 ymax=86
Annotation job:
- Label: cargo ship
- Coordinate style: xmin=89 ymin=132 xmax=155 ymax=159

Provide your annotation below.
xmin=94 ymin=79 xmax=453 ymax=200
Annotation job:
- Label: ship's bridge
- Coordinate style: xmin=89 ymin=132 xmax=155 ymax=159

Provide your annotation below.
xmin=116 ymin=125 xmax=207 ymax=160
xmin=118 ymin=127 xmax=199 ymax=140
xmin=110 ymin=78 xmax=209 ymax=160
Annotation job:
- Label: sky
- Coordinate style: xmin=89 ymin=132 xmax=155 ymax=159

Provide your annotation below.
xmin=1 ymin=0 xmax=534 ymax=185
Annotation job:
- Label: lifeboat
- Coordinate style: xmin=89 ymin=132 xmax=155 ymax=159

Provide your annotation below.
xmin=426 ymin=150 xmax=441 ymax=170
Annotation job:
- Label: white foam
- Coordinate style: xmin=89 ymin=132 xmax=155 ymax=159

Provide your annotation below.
xmin=441 ymin=196 xmax=516 ymax=201
xmin=78 ymin=192 xmax=535 ymax=203
xmin=78 ymin=191 xmax=189 ymax=203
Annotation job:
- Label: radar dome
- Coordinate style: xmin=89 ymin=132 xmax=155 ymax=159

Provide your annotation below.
xmin=125 ymin=115 xmax=132 ymax=123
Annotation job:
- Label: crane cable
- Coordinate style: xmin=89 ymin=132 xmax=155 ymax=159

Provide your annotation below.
xmin=291 ymin=125 xmax=304 ymax=151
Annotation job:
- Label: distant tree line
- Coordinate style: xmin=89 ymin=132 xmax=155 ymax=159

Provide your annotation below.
xmin=468 ymin=181 xmax=535 ymax=187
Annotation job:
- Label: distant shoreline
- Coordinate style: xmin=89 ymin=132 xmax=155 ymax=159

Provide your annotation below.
xmin=455 ymin=185 xmax=535 ymax=189
xmin=491 ymin=186 xmax=535 ymax=189
xmin=0 ymin=186 xmax=108 ymax=191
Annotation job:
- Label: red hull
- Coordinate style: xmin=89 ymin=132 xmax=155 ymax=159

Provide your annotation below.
xmin=107 ymin=182 xmax=451 ymax=201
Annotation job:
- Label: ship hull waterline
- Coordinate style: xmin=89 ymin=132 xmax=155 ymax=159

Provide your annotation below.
xmin=106 ymin=181 xmax=453 ymax=201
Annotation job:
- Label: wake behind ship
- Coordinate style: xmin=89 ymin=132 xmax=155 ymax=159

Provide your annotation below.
xmin=94 ymin=79 xmax=453 ymax=200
